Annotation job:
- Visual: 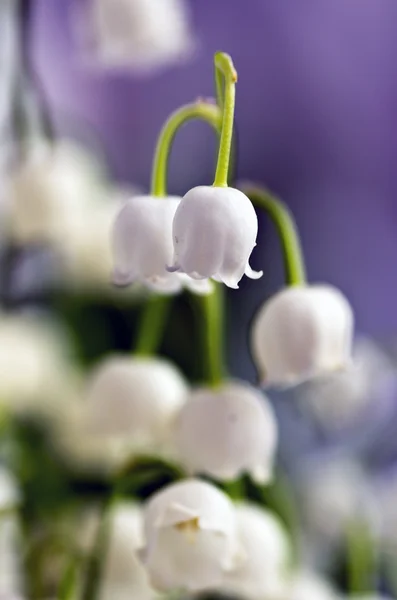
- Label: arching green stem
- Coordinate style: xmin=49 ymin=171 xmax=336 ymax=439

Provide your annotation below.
xmin=213 ymin=52 xmax=237 ymax=188
xmin=133 ymin=294 xmax=171 ymax=355
xmin=242 ymin=184 xmax=306 ymax=286
xmin=151 ymin=101 xmax=222 ymax=197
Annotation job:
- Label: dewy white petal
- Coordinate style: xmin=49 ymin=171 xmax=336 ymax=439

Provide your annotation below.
xmin=170 ymin=185 xmax=261 ymax=289
xmin=251 ymin=284 xmax=354 ymax=387
xmin=112 ymin=195 xmax=184 ymax=293
xmin=85 ymin=355 xmax=188 ymax=450
xmin=174 ymin=381 xmax=277 ymax=483
xmin=142 ymin=478 xmax=241 ymax=592
xmin=221 ymin=503 xmax=291 ymax=600
xmin=79 ymin=0 xmax=196 ymax=73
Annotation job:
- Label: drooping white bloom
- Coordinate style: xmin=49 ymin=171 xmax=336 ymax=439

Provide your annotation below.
xmin=299 ymin=337 xmax=394 ymax=430
xmin=174 ymin=381 xmax=277 ymax=483
xmin=141 ymin=478 xmax=242 ymax=592
xmin=251 ymin=284 xmax=354 ymax=386
xmin=221 ymin=503 xmax=291 ymax=600
xmin=81 ymin=0 xmax=195 ymax=73
xmin=0 ymin=313 xmax=76 ymax=415
xmin=7 ymin=140 xmax=107 ymax=247
xmin=78 ymin=503 xmax=159 ymax=600
xmin=276 ymin=570 xmax=339 ymax=600
xmin=112 ymin=194 xmax=213 ymax=295
xmin=298 ymin=456 xmax=378 ymax=544
xmin=85 ymin=355 xmax=188 ymax=451
xmin=169 ymin=185 xmax=262 ymax=289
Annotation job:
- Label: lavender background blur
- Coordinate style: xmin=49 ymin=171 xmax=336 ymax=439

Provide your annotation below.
xmin=32 ymin=0 xmax=397 ymax=379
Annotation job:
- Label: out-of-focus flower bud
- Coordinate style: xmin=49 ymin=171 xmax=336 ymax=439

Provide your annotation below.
xmin=8 ymin=141 xmax=106 ymax=246
xmin=221 ymin=503 xmax=291 ymax=600
xmin=276 ymin=570 xmax=339 ymax=600
xmin=85 ymin=355 xmax=188 ymax=449
xmin=112 ymin=194 xmax=212 ymax=295
xmin=82 ymin=0 xmax=195 ymax=73
xmin=141 ymin=478 xmax=242 ymax=592
xmin=174 ymin=381 xmax=277 ymax=483
xmin=251 ymin=284 xmax=353 ymax=386
xmin=169 ymin=186 xmax=262 ymax=289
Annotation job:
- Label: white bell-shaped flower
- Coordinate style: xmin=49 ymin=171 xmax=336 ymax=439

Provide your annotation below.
xmin=8 ymin=140 xmax=106 ymax=246
xmin=251 ymin=284 xmax=354 ymax=386
xmin=78 ymin=503 xmax=159 ymax=600
xmin=81 ymin=0 xmax=195 ymax=73
xmin=298 ymin=456 xmax=378 ymax=544
xmin=221 ymin=503 xmax=291 ymax=600
xmin=174 ymin=381 xmax=277 ymax=483
xmin=85 ymin=355 xmax=188 ymax=451
xmin=169 ymin=185 xmax=262 ymax=289
xmin=141 ymin=478 xmax=242 ymax=592
xmin=112 ymin=194 xmax=213 ymax=295
xmin=299 ymin=337 xmax=393 ymax=430
xmin=276 ymin=570 xmax=338 ymax=600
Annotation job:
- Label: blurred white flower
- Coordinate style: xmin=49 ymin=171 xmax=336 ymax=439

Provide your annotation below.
xmin=0 ymin=312 xmax=77 ymax=416
xmin=276 ymin=569 xmax=338 ymax=600
xmin=82 ymin=0 xmax=195 ymax=73
xmin=112 ymin=194 xmax=213 ymax=295
xmin=298 ymin=456 xmax=378 ymax=545
xmin=0 ymin=468 xmax=22 ymax=598
xmin=141 ymin=478 xmax=242 ymax=592
xmin=86 ymin=355 xmax=188 ymax=448
xmin=174 ymin=381 xmax=277 ymax=483
xmin=221 ymin=503 xmax=291 ymax=600
xmin=169 ymin=185 xmax=262 ymax=289
xmin=7 ymin=140 xmax=107 ymax=247
xmin=251 ymin=284 xmax=354 ymax=387
xmin=299 ymin=337 xmax=394 ymax=430
xmin=78 ymin=502 xmax=159 ymax=600
xmin=374 ymin=467 xmax=397 ymax=552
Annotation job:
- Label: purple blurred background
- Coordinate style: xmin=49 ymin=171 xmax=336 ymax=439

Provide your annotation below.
xmin=33 ymin=0 xmax=397 ymax=377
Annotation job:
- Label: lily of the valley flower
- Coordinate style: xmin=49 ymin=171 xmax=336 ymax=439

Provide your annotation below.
xmin=85 ymin=355 xmax=188 ymax=450
xmin=112 ymin=194 xmax=212 ymax=295
xmin=174 ymin=381 xmax=277 ymax=483
xmin=141 ymin=478 xmax=242 ymax=592
xmin=79 ymin=503 xmax=158 ymax=600
xmin=85 ymin=0 xmax=195 ymax=73
xmin=251 ymin=284 xmax=353 ymax=386
xmin=222 ymin=503 xmax=291 ymax=600
xmin=168 ymin=185 xmax=262 ymax=289
xmin=8 ymin=140 xmax=106 ymax=246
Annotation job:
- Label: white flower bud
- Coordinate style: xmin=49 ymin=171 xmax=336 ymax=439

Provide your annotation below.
xmin=251 ymin=284 xmax=354 ymax=386
xmin=112 ymin=194 xmax=213 ymax=295
xmin=85 ymin=355 xmax=188 ymax=451
xmin=169 ymin=185 xmax=262 ymax=289
xmin=81 ymin=0 xmax=195 ymax=73
xmin=141 ymin=478 xmax=242 ymax=592
xmin=222 ymin=503 xmax=291 ymax=600
xmin=299 ymin=337 xmax=393 ymax=430
xmin=8 ymin=141 xmax=106 ymax=246
xmin=174 ymin=381 xmax=277 ymax=483
xmin=298 ymin=457 xmax=378 ymax=544
xmin=78 ymin=503 xmax=159 ymax=600
xmin=277 ymin=570 xmax=338 ymax=600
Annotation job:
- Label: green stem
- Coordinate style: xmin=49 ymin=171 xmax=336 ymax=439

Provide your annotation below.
xmin=213 ymin=52 xmax=237 ymax=188
xmin=197 ymin=282 xmax=224 ymax=386
xmin=58 ymin=555 xmax=79 ymax=600
xmin=346 ymin=519 xmax=377 ymax=594
xmin=242 ymin=185 xmax=306 ymax=286
xmin=151 ymin=101 xmax=222 ymax=197
xmin=134 ymin=294 xmax=171 ymax=356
